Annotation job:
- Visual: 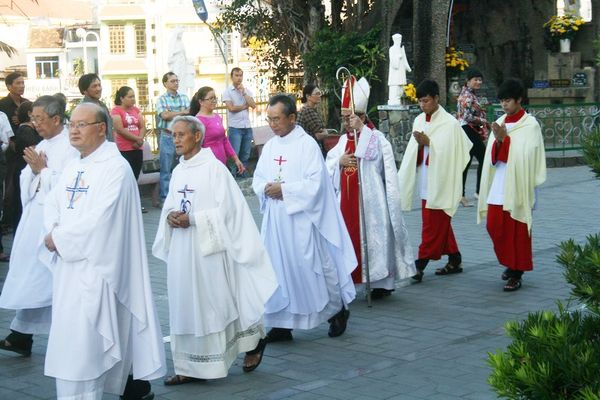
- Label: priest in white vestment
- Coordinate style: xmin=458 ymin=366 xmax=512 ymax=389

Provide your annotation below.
xmin=253 ymin=94 xmax=357 ymax=342
xmin=43 ymin=103 xmax=165 ymax=400
xmin=153 ymin=116 xmax=277 ymax=385
xmin=326 ymin=77 xmax=415 ymax=298
xmin=0 ymin=96 xmax=78 ymax=357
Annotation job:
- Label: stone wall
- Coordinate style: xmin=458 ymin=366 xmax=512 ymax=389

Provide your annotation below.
xmin=377 ymin=105 xmax=421 ymax=164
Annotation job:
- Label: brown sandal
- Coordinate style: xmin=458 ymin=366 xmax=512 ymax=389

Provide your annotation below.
xmin=163 ymin=375 xmax=204 ymax=386
xmin=503 ymin=278 xmax=522 ymax=292
xmin=435 ymin=263 xmax=463 ymax=276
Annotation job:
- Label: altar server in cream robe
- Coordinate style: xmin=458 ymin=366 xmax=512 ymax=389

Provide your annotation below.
xmin=43 ymin=103 xmax=165 ymax=400
xmin=477 ymin=78 xmax=546 ymax=292
xmin=153 ymin=116 xmax=277 ymax=385
xmin=397 ymin=79 xmax=472 ymax=283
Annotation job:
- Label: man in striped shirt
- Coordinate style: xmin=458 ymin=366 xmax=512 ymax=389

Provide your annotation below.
xmin=156 ymin=72 xmax=190 ymax=205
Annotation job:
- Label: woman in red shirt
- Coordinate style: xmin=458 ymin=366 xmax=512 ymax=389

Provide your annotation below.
xmin=111 ymin=86 xmax=146 ymax=180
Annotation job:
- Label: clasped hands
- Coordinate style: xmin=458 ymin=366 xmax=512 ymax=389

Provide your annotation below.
xmin=491 ymin=122 xmax=507 ymax=142
xmin=264 ymin=182 xmax=283 ymax=200
xmin=167 ymin=211 xmax=191 ymax=229
xmin=413 ymin=131 xmax=430 ymax=147
xmin=23 ymin=146 xmax=47 ymax=175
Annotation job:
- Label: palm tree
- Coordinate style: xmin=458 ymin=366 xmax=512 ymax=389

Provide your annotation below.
xmin=0 ymin=0 xmax=38 ymax=57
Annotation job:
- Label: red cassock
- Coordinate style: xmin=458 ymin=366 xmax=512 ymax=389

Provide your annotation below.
xmin=486 ymin=131 xmax=533 ymax=271
xmin=415 ymin=142 xmax=459 ymax=260
xmin=339 ymin=133 xmax=362 ymax=283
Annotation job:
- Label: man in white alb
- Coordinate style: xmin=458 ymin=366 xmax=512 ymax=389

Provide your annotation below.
xmin=43 ymin=103 xmax=165 ymax=400
xmin=253 ymin=94 xmax=357 ymax=342
xmin=153 ymin=116 xmax=277 ymax=385
xmin=0 ymin=95 xmax=78 ymax=357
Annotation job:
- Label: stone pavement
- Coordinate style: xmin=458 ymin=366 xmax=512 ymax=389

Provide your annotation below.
xmin=0 ymin=165 xmax=598 ymax=399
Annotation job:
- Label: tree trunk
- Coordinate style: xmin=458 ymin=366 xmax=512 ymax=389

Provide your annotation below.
xmin=413 ymin=0 xmax=450 ymax=104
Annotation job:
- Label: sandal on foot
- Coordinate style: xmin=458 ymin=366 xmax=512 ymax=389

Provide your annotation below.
xmin=501 ymin=268 xmax=511 ymax=281
xmin=411 ymin=267 xmax=425 ymax=283
xmin=163 ymin=375 xmax=204 ymax=386
xmin=503 ymin=278 xmax=522 ymax=292
xmin=0 ymin=339 xmax=32 ymax=357
xmin=435 ymin=263 xmax=463 ymax=276
xmin=243 ymin=338 xmax=267 ymax=372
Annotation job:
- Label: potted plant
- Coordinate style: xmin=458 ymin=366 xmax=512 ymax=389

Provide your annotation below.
xmin=543 ymin=14 xmax=586 ymax=53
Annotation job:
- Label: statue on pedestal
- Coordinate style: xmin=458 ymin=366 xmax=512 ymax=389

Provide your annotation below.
xmin=387 ymin=33 xmax=412 ymax=105
xmin=168 ymin=28 xmax=195 ymax=97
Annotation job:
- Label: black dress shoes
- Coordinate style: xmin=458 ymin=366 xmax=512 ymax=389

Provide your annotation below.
xmin=121 ymin=375 xmax=154 ymax=400
xmin=328 ymin=307 xmax=350 ymax=337
xmin=266 ymin=328 xmax=293 ymax=343
xmin=371 ymin=288 xmax=394 ymax=299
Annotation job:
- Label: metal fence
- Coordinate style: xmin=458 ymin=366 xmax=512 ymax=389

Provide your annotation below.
xmin=485 ymin=103 xmax=600 ymax=154
xmin=142 ymin=95 xmax=301 ymax=153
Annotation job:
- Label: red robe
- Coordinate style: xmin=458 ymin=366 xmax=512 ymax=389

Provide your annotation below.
xmin=339 ymin=121 xmax=376 ymax=283
xmin=339 ymin=133 xmax=361 ymax=282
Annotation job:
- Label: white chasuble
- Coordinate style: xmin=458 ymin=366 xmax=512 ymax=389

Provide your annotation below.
xmin=153 ymin=148 xmax=277 ymax=379
xmin=253 ymin=126 xmax=357 ymax=330
xmin=0 ymin=128 xmax=78 ymax=311
xmin=43 ymin=141 xmax=165 ymax=389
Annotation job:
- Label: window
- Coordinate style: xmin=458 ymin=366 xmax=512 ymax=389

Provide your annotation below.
xmin=135 ymin=24 xmax=147 ymax=56
xmin=109 ymin=24 xmax=125 ymax=54
xmin=111 ymin=78 xmax=128 ymax=99
xmin=35 ymin=56 xmax=59 ymax=79
xmin=136 ymin=78 xmax=149 ymax=110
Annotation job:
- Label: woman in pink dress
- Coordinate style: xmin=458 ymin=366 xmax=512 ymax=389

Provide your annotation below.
xmin=190 ymin=86 xmax=245 ymax=174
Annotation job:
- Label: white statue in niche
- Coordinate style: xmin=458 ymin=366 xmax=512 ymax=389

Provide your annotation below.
xmin=387 ymin=33 xmax=412 ymax=105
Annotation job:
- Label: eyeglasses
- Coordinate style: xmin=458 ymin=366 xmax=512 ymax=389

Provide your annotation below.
xmin=203 ymin=97 xmax=218 ymax=102
xmin=265 ymin=116 xmax=282 ymax=124
xmin=68 ymin=121 xmax=102 ymax=130
xmin=168 ymin=79 xmax=180 ymax=83
xmin=31 ymin=116 xmax=54 ymax=124
xmin=311 ymin=91 xmax=322 ymax=96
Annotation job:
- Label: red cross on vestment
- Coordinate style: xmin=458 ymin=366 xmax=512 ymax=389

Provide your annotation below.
xmin=274 ymin=156 xmax=287 ymax=165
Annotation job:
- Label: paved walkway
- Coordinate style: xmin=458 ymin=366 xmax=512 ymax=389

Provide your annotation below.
xmin=0 ymin=165 xmax=598 ymax=399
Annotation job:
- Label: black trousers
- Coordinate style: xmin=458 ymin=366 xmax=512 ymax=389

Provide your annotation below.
xmin=120 ymin=150 xmax=143 ymax=181
xmin=462 ymin=124 xmax=486 ymax=196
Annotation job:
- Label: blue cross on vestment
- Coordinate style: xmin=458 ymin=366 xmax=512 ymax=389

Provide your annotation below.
xmin=177 ymin=184 xmax=195 ymax=213
xmin=66 ymin=171 xmax=89 ymax=209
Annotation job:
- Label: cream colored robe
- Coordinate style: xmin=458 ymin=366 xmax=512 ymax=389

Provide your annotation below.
xmin=397 ymin=106 xmax=472 ymax=217
xmin=477 ymin=112 xmax=546 ymax=232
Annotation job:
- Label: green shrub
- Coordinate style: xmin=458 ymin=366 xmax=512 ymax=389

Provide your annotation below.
xmin=488 ymin=234 xmax=600 ymax=399
xmin=582 ymin=127 xmax=600 ymax=178
xmin=488 ymin=307 xmax=600 ymax=399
